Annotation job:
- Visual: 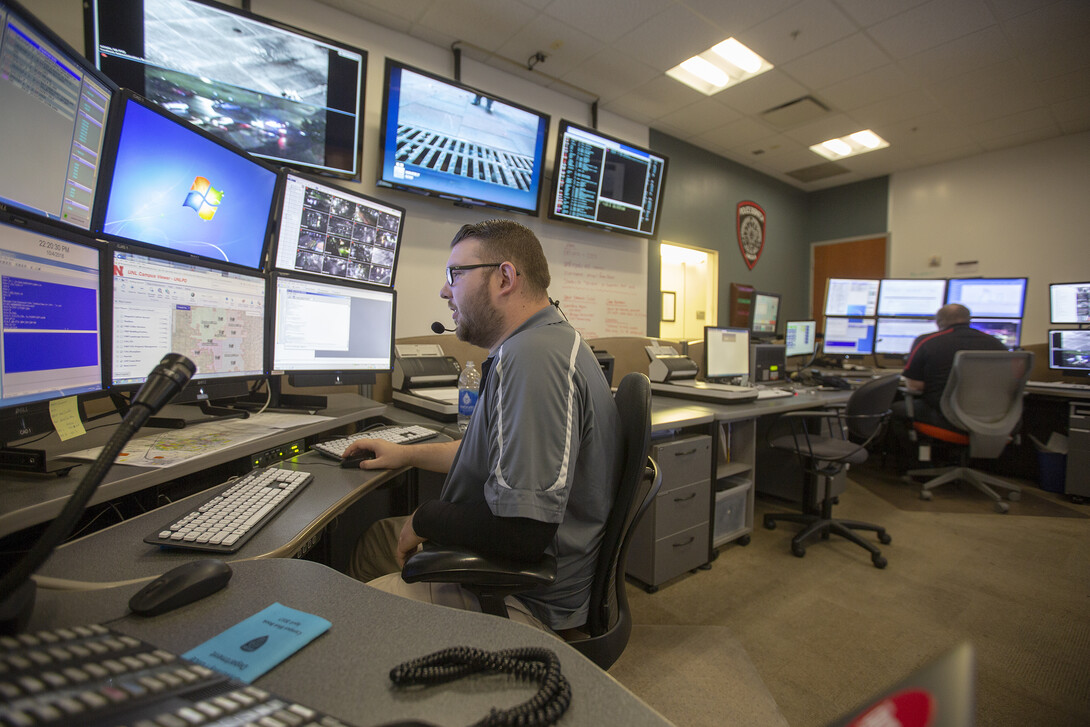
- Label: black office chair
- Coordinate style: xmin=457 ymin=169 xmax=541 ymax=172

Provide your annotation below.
xmin=763 ymin=374 xmax=900 ymax=568
xmin=401 ymin=372 xmax=661 ymax=670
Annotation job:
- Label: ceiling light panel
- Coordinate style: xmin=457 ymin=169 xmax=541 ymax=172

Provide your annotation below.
xmin=666 ymin=37 xmax=773 ymax=96
xmin=810 ymin=129 xmax=890 ymax=160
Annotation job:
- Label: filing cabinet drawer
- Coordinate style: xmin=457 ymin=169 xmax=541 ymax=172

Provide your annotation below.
xmin=652 ymin=434 xmax=711 ymax=493
xmin=630 ymin=522 xmax=709 ymax=587
xmin=652 ymin=480 xmax=710 ymax=539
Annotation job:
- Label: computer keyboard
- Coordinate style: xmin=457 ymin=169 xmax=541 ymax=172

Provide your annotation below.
xmin=0 ymin=623 xmax=356 ymax=727
xmin=144 ymin=467 xmax=313 ymax=554
xmin=311 ymin=424 xmax=438 ymax=460
xmin=756 ymin=388 xmax=793 ymax=399
xmin=1029 ymin=380 xmax=1090 ymax=391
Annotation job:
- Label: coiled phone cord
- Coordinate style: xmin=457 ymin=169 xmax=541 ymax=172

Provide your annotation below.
xmin=389 ymin=646 xmax=572 ymax=727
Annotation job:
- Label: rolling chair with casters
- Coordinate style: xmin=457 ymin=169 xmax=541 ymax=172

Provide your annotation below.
xmin=763 ymin=374 xmax=900 ymax=569
xmin=401 ymin=372 xmax=662 ymax=671
xmin=905 ymin=350 xmax=1033 ymax=513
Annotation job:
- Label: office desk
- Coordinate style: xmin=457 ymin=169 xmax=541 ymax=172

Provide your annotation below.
xmin=1 ymin=395 xmax=386 ymax=540
xmin=33 ymin=449 xmax=413 ymax=584
xmin=26 ymin=558 xmax=672 ymax=727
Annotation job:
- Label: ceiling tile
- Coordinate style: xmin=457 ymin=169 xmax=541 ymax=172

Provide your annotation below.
xmin=780 ymin=32 xmax=890 ymax=89
xmin=656 ymin=97 xmax=743 ymax=136
xmin=897 ymin=26 xmax=1015 ymax=84
xmin=818 ymin=64 xmax=916 ymax=111
xmin=1051 ymin=95 xmax=1090 ymax=133
xmin=827 ymin=0 xmax=931 ymax=29
xmin=681 ymin=0 xmax=800 ymax=34
xmin=604 ymin=76 xmax=704 ymax=122
xmin=1020 ymin=34 xmax=1090 ymax=81
xmin=742 ymin=0 xmax=858 ymax=66
xmin=541 ymin=0 xmax=673 ymax=44
xmin=851 ymin=90 xmax=941 ymax=129
xmin=494 ymin=14 xmax=600 ymax=78
xmin=558 ymin=47 xmax=660 ymax=102
xmin=698 ymin=117 xmax=779 ymax=150
xmin=612 ymin=6 xmax=729 ymax=71
xmin=782 ymin=112 xmax=862 ymax=146
xmin=968 ymin=108 xmax=1059 ymax=143
xmin=714 ymin=70 xmax=809 ymax=115
xmin=328 ymin=0 xmax=438 ymax=25
xmin=417 ymin=0 xmax=539 ymax=51
xmin=866 ymin=0 xmax=997 ymax=59
xmin=999 ymin=0 xmax=1090 ymax=48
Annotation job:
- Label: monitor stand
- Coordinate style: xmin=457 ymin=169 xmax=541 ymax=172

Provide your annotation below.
xmin=236 ymin=377 xmax=328 ymax=412
xmin=111 ymin=393 xmax=249 ymax=430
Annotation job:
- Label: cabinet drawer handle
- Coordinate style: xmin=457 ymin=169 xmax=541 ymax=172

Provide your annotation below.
xmin=673 ymin=492 xmax=697 ymax=502
xmin=672 ymin=536 xmax=696 ymax=548
xmin=674 ymin=448 xmax=697 ymax=457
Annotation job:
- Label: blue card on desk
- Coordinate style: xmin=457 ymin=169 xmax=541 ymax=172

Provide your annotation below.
xmin=182 ymin=603 xmax=330 ymax=683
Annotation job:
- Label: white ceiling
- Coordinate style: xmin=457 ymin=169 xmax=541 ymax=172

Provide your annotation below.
xmin=317 ymin=0 xmax=1090 ymax=190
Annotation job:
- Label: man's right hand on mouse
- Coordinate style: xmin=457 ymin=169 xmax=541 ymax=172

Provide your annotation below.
xmin=341 ymin=438 xmax=406 ymax=469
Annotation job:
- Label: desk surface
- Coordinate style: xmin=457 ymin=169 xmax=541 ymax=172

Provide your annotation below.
xmin=28 ymin=558 xmax=672 ymax=727
xmin=651 ymin=387 xmax=852 ymax=427
xmin=1 ymin=395 xmax=386 ymax=540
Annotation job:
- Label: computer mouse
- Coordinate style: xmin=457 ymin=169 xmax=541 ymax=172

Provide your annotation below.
xmin=340 ymin=451 xmax=375 ymax=468
xmin=129 ymin=559 xmax=232 ymax=616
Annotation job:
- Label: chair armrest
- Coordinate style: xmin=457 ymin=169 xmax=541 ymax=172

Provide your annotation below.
xmin=402 ymin=543 xmax=557 ymax=590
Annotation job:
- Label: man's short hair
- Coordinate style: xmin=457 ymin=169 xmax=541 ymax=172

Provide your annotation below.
xmin=450 ymin=219 xmax=551 ymax=295
xmin=937 ymin=303 xmax=971 ymax=328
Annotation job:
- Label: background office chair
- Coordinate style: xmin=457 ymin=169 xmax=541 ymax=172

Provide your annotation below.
xmin=763 ymin=374 xmax=900 ymax=568
xmin=905 ymin=350 xmax=1033 ymax=513
xmin=401 ymin=372 xmax=661 ymax=670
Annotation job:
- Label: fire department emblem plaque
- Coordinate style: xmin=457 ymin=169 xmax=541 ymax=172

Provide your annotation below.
xmin=736 ymin=201 xmax=765 ymax=270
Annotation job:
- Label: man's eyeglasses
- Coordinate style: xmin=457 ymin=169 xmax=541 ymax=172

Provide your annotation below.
xmin=445 ymin=263 xmax=502 ymax=286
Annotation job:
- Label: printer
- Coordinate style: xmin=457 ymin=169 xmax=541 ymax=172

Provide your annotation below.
xmin=645 ymin=345 xmax=698 ymax=383
xmin=645 ymin=345 xmax=759 ymax=403
xmin=391 ymin=344 xmax=462 ymax=421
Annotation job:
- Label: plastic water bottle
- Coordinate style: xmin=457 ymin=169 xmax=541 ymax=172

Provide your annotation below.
xmin=457 ymin=360 xmax=481 ymax=432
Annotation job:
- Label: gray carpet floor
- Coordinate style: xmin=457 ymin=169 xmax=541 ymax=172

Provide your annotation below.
xmin=609 ymin=468 xmax=1090 ymax=727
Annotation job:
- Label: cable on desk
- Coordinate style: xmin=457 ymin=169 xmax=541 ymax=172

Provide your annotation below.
xmin=390 ymin=645 xmax=572 ymax=727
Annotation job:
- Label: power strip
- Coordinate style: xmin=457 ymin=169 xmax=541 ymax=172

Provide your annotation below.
xmin=250 ymin=438 xmax=306 ymax=468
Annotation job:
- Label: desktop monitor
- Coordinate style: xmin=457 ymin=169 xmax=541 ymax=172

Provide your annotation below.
xmin=0 ymin=216 xmax=103 ymax=442
xmin=95 ymin=91 xmax=279 ymax=270
xmin=0 ymin=0 xmax=116 ymax=230
xmin=377 ymin=59 xmax=550 ymax=215
xmin=874 ymin=318 xmax=937 ymax=356
xmin=1047 ymin=330 xmax=1090 ymax=378
xmin=750 ymin=291 xmax=781 ymax=336
xmin=784 ymin=320 xmax=817 ymax=358
xmin=823 ymin=317 xmax=876 ymax=356
xmin=270 ymin=273 xmax=395 ymax=387
xmin=86 ymin=0 xmax=367 ymax=180
xmin=824 ymin=278 xmax=880 ymax=317
xmin=876 ymin=278 xmax=947 ymax=318
xmin=272 ymin=172 xmax=405 ymax=287
xmin=548 ymin=119 xmax=669 ymax=238
xmin=945 ymin=277 xmax=1027 ymax=319
xmin=1050 ymin=281 xmax=1090 ymax=324
xmin=969 ymin=318 xmax=1022 ymax=350
xmin=703 ymin=326 xmax=750 ymax=381
xmin=108 ymin=245 xmax=267 ymax=403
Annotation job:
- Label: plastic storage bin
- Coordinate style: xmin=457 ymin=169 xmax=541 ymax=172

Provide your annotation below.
xmin=714 ymin=485 xmax=748 ymax=541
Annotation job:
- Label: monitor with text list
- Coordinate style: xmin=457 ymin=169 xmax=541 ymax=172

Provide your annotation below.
xmin=824 ymin=278 xmax=879 ymax=317
xmin=875 ymin=318 xmax=936 ymax=356
xmin=1050 ymin=281 xmax=1090 ymax=324
xmin=703 ymin=326 xmax=750 ymax=381
xmin=1 ymin=216 xmax=103 ymax=442
xmin=108 ymin=245 xmax=267 ymax=403
xmin=785 ymin=320 xmax=816 ymax=357
xmin=876 ymin=278 xmax=947 ymax=318
xmin=945 ymin=277 xmax=1027 ymax=319
xmin=96 ymin=91 xmax=278 ymax=270
xmin=0 ymin=0 xmax=116 ymax=231
xmin=823 ymin=317 xmax=876 ymax=356
xmin=271 ymin=273 xmax=395 ymax=387
xmin=1048 ymin=330 xmax=1090 ymax=379
xmin=272 ymin=172 xmax=404 ymax=288
xmin=750 ymin=291 xmax=781 ymax=336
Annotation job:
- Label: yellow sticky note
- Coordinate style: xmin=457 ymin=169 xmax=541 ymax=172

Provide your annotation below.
xmin=48 ymin=396 xmax=86 ymax=441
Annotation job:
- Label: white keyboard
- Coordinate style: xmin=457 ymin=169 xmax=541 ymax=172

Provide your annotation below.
xmin=1029 ymin=380 xmax=1090 ymax=391
xmin=311 ymin=424 xmax=438 ymax=460
xmin=145 ymin=467 xmax=313 ymax=553
xmin=756 ymin=388 xmax=794 ymax=399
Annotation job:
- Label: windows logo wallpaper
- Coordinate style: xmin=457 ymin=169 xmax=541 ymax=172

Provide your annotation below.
xmin=183 ymin=177 xmax=223 ymax=220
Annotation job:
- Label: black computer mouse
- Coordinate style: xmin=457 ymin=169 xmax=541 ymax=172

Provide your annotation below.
xmin=129 ymin=559 xmax=232 ymax=616
xmin=340 ymin=451 xmax=375 ymax=468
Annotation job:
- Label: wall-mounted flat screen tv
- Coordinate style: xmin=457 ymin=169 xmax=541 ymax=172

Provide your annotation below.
xmin=377 ymin=60 xmax=550 ymax=215
xmin=548 ymin=119 xmax=668 ymax=238
xmin=86 ymin=0 xmax=367 ymax=180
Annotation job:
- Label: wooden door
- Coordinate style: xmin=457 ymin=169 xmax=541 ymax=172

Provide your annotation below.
xmin=812 ymin=236 xmax=887 ymax=331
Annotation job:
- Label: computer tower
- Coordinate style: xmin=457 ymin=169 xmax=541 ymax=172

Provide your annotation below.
xmin=750 ymin=344 xmax=787 ymax=383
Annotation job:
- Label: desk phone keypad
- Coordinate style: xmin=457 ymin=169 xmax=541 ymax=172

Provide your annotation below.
xmin=0 ymin=624 xmax=355 ymax=727
xmin=144 ymin=467 xmax=313 ymax=554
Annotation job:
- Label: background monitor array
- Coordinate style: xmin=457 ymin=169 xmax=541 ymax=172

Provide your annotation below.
xmin=1050 ymin=282 xmax=1090 ymax=324
xmin=784 ymin=320 xmax=816 ymax=358
xmin=86 ymin=0 xmax=368 ymax=181
xmin=1048 ymin=330 xmax=1090 ymax=378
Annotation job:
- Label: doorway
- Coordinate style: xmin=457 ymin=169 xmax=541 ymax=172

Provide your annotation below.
xmin=660 ymin=242 xmax=718 ymax=341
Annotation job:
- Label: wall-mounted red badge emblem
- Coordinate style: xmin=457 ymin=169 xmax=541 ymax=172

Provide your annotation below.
xmin=736 ymin=201 xmax=765 ymax=270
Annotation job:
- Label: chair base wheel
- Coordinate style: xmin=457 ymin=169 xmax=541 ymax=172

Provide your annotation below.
xmin=1008 ymin=491 xmax=1021 ymax=502
xmin=872 ymin=554 xmax=887 ymax=569
xmin=791 ymin=543 xmax=806 ymax=558
xmin=764 ymin=518 xmax=777 ymax=530
xmin=878 ymin=532 xmax=892 ymax=545
xmin=920 ymin=490 xmax=933 ymax=501
xmin=644 ymin=585 xmax=658 ymax=594
xmin=737 ymin=534 xmax=751 ymax=546
xmin=994 ymin=501 xmax=1009 ymax=514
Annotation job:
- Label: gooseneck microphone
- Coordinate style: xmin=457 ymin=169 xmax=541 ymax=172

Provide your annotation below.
xmin=431 ymin=321 xmax=455 ymax=334
xmin=0 ymin=354 xmax=196 ymax=634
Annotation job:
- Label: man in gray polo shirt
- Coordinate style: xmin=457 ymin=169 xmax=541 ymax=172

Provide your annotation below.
xmin=342 ymin=219 xmax=621 ymax=632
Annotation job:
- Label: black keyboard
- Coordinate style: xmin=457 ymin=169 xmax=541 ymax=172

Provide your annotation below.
xmin=0 ymin=623 xmax=356 ymax=727
xmin=144 ymin=467 xmax=313 ymax=554
xmin=311 ymin=424 xmax=438 ymax=460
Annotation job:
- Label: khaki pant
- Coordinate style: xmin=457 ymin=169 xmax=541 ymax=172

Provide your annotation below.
xmin=350 ymin=516 xmax=554 ymax=633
